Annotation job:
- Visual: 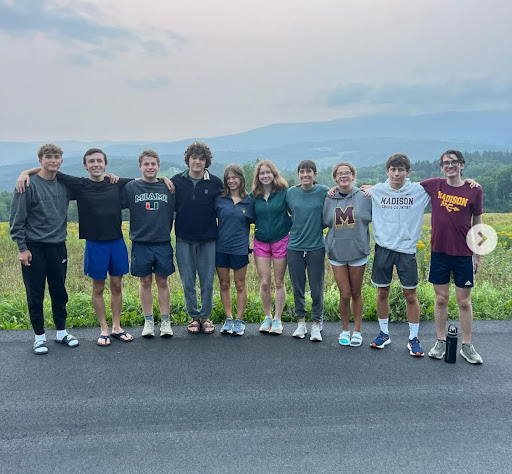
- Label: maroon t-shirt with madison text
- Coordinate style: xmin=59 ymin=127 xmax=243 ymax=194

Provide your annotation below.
xmin=421 ymin=178 xmax=483 ymax=256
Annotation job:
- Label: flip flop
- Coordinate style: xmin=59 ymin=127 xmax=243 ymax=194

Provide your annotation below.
xmin=55 ymin=334 xmax=79 ymax=348
xmin=110 ymin=331 xmax=134 ymax=342
xmin=97 ymin=335 xmax=111 ymax=347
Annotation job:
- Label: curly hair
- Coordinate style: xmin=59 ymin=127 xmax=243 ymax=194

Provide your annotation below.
xmin=83 ymin=148 xmax=107 ymax=165
xmin=37 ymin=143 xmax=63 ymax=159
xmin=332 ymin=162 xmax=356 ymax=180
xmin=184 ymin=142 xmax=212 ymax=168
xmin=385 ymin=153 xmax=410 ymax=171
xmin=221 ymin=164 xmax=248 ymax=198
xmin=139 ymin=149 xmax=160 ymax=165
xmin=251 ymin=159 xmax=288 ymax=198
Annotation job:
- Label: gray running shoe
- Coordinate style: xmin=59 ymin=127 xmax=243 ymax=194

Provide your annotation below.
xmin=460 ymin=343 xmax=483 ymax=364
xmin=232 ymin=318 xmax=245 ymax=336
xmin=160 ymin=320 xmax=173 ymax=337
xmin=428 ymin=339 xmax=446 ymax=359
xmin=142 ymin=320 xmax=155 ymax=338
xmin=220 ymin=318 xmax=234 ymax=334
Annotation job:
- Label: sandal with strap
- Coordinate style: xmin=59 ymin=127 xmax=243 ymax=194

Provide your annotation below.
xmin=200 ymin=319 xmax=215 ymax=334
xmin=187 ymin=319 xmax=200 ymax=334
xmin=350 ymin=332 xmax=363 ymax=347
xmin=55 ymin=334 xmax=79 ymax=348
xmin=33 ymin=340 xmax=48 ymax=355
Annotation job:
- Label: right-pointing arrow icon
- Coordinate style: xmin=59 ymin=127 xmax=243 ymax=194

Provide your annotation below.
xmin=467 ymin=224 xmax=498 ymax=255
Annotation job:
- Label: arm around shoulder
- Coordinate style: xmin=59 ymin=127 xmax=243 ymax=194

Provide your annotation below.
xmin=16 ymin=167 xmax=41 ymax=193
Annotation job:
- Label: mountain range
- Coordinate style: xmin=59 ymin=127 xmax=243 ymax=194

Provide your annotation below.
xmin=1 ymin=109 xmax=511 ymax=191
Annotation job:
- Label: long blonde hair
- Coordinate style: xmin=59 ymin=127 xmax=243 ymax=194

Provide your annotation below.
xmin=251 ymin=159 xmax=288 ymax=198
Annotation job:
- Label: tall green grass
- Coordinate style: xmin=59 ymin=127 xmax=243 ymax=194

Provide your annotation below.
xmin=0 ymin=214 xmax=511 ymax=330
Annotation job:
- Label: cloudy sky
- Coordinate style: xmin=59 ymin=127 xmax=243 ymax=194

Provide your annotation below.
xmin=1 ymin=0 xmax=511 ymax=141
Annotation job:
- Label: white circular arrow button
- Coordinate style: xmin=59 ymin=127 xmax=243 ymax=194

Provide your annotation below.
xmin=466 ymin=224 xmax=498 ymax=255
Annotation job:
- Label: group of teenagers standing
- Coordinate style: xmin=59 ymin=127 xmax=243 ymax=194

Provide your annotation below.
xmin=10 ymin=141 xmax=484 ymax=364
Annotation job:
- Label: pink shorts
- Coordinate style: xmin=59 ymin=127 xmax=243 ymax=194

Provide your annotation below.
xmin=253 ymin=235 xmax=289 ymax=259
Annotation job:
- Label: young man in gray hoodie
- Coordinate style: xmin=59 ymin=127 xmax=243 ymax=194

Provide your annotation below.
xmin=368 ymin=154 xmax=430 ymax=357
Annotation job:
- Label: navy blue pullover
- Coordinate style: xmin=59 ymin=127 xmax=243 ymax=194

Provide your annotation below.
xmin=171 ymin=170 xmax=223 ymax=241
xmin=216 ymin=195 xmax=255 ymax=255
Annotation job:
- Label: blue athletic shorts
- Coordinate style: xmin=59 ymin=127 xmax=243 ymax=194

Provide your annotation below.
xmin=130 ymin=242 xmax=175 ymax=277
xmin=84 ymin=239 xmax=129 ymax=280
xmin=428 ymin=251 xmax=474 ymax=288
xmin=215 ymin=252 xmax=249 ymax=270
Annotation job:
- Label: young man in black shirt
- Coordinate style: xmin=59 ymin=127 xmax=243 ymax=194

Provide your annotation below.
xmin=17 ymin=148 xmax=133 ymax=346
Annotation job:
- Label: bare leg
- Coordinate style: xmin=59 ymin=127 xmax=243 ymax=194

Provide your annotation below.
xmin=455 ymin=287 xmax=473 ymax=344
xmin=139 ymin=274 xmax=154 ymax=315
xmin=377 ymin=286 xmax=390 ymax=320
xmin=403 ymin=288 xmax=420 ymax=324
xmin=348 ymin=265 xmax=366 ymax=332
xmin=255 ymin=256 xmax=272 ymax=317
xmin=273 ymin=257 xmax=287 ymax=320
xmin=233 ymin=265 xmax=248 ymax=318
xmin=433 ymin=283 xmax=450 ymax=340
xmin=155 ymin=274 xmax=170 ymax=316
xmin=110 ymin=276 xmax=130 ymax=338
xmin=92 ymin=279 xmax=109 ymax=339
xmin=217 ymin=267 xmax=232 ymax=318
xmin=332 ymin=265 xmax=351 ymax=331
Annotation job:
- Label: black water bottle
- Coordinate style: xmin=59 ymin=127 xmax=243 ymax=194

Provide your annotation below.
xmin=445 ymin=324 xmax=458 ymax=363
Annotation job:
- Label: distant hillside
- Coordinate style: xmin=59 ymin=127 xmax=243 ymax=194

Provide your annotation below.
xmin=1 ymin=109 xmax=512 ymax=190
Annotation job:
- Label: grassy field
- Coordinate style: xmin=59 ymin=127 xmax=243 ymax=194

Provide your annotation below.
xmin=0 ymin=213 xmax=511 ymax=330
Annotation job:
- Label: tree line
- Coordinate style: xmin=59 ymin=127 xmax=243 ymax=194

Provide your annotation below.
xmin=0 ymin=151 xmax=510 ymax=221
xmin=311 ymin=151 xmax=512 ymax=213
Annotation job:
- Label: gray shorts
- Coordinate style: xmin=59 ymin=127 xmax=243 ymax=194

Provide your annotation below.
xmin=371 ymin=244 xmax=418 ymax=289
xmin=130 ymin=242 xmax=175 ymax=277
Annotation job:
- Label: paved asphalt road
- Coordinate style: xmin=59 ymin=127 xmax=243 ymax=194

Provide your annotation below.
xmin=1 ymin=320 xmax=511 ymax=473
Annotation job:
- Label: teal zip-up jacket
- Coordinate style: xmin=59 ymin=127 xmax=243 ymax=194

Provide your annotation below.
xmin=252 ymin=189 xmax=291 ymax=243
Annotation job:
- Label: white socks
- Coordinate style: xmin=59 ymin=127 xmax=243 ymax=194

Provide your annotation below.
xmin=378 ymin=318 xmax=389 ymax=335
xmin=409 ymin=323 xmax=419 ymax=340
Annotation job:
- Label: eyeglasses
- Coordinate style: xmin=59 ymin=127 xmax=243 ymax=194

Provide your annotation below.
xmin=336 ymin=171 xmax=353 ymax=177
xmin=442 ymin=160 xmax=461 ymax=167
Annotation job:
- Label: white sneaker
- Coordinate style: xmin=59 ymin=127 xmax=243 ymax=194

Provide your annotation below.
xmin=160 ymin=320 xmax=173 ymax=337
xmin=292 ymin=322 xmax=307 ymax=339
xmin=310 ymin=324 xmax=322 ymax=342
xmin=142 ymin=320 xmax=155 ymax=338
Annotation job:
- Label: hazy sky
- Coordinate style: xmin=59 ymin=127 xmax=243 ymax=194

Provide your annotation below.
xmin=1 ymin=0 xmax=511 ymax=141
